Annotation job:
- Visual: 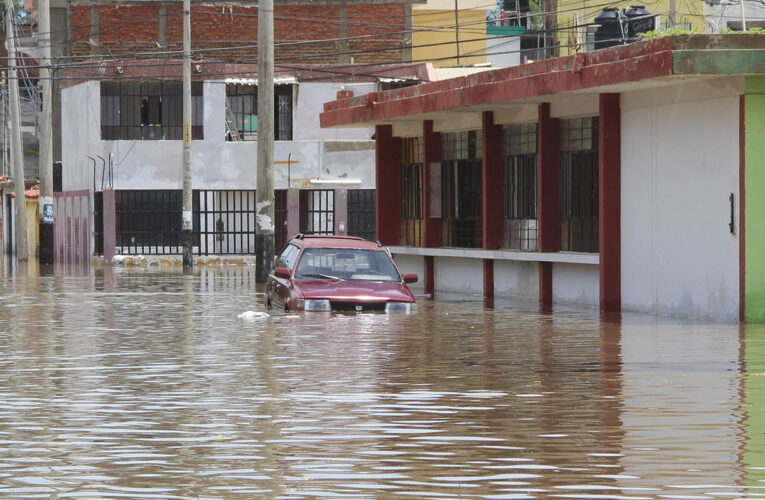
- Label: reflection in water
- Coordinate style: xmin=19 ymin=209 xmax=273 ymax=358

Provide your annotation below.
xmin=0 ymin=266 xmax=756 ymax=497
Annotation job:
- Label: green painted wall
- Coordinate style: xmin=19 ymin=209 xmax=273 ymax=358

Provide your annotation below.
xmin=745 ymin=77 xmax=765 ymax=322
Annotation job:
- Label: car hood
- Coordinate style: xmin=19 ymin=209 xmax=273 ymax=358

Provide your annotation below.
xmin=294 ymin=279 xmax=415 ymax=303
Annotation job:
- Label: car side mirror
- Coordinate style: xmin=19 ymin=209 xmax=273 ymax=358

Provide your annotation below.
xmin=402 ymin=273 xmax=418 ymax=284
xmin=274 ymin=267 xmax=292 ymax=280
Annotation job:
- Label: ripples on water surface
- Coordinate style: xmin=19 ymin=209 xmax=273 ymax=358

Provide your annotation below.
xmin=0 ymin=265 xmax=764 ymax=499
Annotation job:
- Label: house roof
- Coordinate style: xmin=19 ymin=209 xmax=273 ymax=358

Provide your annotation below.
xmin=320 ymin=34 xmax=765 ymax=129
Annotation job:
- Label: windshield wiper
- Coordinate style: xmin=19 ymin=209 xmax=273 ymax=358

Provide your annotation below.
xmin=299 ymin=273 xmax=344 ymax=281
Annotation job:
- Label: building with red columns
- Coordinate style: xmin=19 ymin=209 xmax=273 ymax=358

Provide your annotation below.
xmin=321 ymin=34 xmax=765 ymax=322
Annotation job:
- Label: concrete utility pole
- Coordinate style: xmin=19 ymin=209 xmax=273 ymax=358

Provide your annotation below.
xmin=38 ymin=0 xmax=53 ymax=264
xmin=255 ymin=0 xmax=275 ymax=283
xmin=5 ymin=1 xmax=28 ymax=262
xmin=740 ymin=0 xmax=747 ymax=31
xmin=181 ymin=0 xmax=193 ymax=267
xmin=454 ymin=0 xmax=460 ymax=65
xmin=669 ymin=0 xmax=676 ymax=26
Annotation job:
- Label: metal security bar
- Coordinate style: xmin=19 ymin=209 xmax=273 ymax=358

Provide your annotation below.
xmin=94 ymin=191 xmax=104 ymax=255
xmin=116 ymin=190 xmax=183 ymax=254
xmin=275 ymin=189 xmax=288 ymax=252
xmin=300 ymin=189 xmax=334 ymax=235
xmin=560 ymin=117 xmax=599 ymax=253
xmin=196 ymin=190 xmax=257 ymax=255
xmin=503 ymin=123 xmax=538 ymax=251
xmin=401 ymin=137 xmax=423 ymax=246
xmin=347 ymin=189 xmax=376 ymax=241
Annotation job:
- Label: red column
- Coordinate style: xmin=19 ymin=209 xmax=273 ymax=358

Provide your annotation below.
xmin=375 ymin=124 xmax=401 ymax=246
xmin=537 ymin=103 xmax=560 ymax=307
xmin=423 ymin=120 xmax=440 ymax=300
xmin=423 ymin=120 xmax=442 ymax=248
xmin=482 ymin=111 xmax=503 ymax=250
xmin=599 ymin=93 xmax=621 ymax=312
xmin=482 ymin=111 xmax=503 ymax=308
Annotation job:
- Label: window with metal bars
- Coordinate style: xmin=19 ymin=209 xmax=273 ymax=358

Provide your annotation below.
xmin=560 ymin=117 xmax=598 ymax=253
xmin=441 ymin=130 xmax=483 ymax=248
xmin=503 ymin=123 xmax=538 ymax=251
xmin=100 ymin=82 xmax=203 ymax=140
xmin=400 ymin=137 xmax=423 ymax=246
xmin=224 ymin=84 xmax=293 ymax=141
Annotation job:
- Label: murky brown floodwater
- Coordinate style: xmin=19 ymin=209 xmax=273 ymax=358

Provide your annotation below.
xmin=1 ymin=264 xmax=764 ymax=499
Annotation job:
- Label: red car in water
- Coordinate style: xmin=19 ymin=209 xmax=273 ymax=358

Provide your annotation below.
xmin=266 ymin=234 xmax=418 ymax=313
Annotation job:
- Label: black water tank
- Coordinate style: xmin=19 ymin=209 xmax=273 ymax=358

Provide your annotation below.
xmin=594 ymin=7 xmax=628 ymax=49
xmin=625 ymin=5 xmax=655 ymax=41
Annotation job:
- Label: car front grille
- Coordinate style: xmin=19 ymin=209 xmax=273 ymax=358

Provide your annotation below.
xmin=331 ymin=301 xmax=386 ymax=313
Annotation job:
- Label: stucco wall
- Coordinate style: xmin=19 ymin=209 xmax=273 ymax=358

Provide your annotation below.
xmin=494 ymin=260 xmax=539 ymax=299
xmin=621 ymin=79 xmax=741 ymax=321
xmin=434 ymin=256 xmax=484 ymax=298
xmin=553 ymin=263 xmax=599 ymax=306
xmin=61 ymin=81 xmax=377 ymax=192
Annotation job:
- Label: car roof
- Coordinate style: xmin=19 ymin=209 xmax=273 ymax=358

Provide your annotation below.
xmin=289 ymin=234 xmax=384 ymax=250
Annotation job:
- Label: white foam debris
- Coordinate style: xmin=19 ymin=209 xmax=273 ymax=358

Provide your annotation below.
xmin=238 ymin=310 xmax=270 ymax=320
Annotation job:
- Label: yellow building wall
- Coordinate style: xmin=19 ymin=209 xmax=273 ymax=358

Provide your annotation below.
xmin=555 ymin=0 xmax=706 ymax=56
xmin=412 ymin=8 xmax=488 ymax=67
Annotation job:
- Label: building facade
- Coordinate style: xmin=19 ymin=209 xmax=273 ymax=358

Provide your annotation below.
xmin=321 ymin=34 xmax=765 ymax=322
xmin=54 ymin=62 xmax=435 ymax=264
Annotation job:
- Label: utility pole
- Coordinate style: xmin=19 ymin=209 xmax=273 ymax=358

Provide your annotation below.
xmin=255 ymin=0 xmax=274 ymax=283
xmin=5 ymin=1 xmax=28 ymax=262
xmin=740 ymin=0 xmax=747 ymax=31
xmin=454 ymin=0 xmax=460 ymax=65
xmin=38 ymin=0 xmax=53 ymax=264
xmin=669 ymin=0 xmax=676 ymax=26
xmin=181 ymin=0 xmax=193 ymax=267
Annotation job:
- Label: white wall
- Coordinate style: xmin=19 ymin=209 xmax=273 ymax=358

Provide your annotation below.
xmin=494 ymin=260 xmax=538 ymax=299
xmin=434 ymin=256 xmax=484 ymax=298
xmin=293 ymin=82 xmax=377 ymax=141
xmin=61 ymin=80 xmax=377 ymax=192
xmin=621 ymin=79 xmax=741 ymax=321
xmin=553 ymin=263 xmax=599 ymax=306
xmin=487 ymin=35 xmax=520 ymax=68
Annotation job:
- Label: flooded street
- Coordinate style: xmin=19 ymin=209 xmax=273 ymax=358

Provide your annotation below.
xmin=1 ymin=265 xmax=764 ymax=498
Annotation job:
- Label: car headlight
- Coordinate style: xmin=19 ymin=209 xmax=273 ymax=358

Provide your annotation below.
xmin=303 ymin=299 xmax=331 ymax=311
xmin=385 ymin=302 xmax=414 ymax=314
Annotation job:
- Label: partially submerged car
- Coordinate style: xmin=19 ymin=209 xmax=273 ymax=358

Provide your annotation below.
xmin=266 ymin=234 xmax=418 ymax=313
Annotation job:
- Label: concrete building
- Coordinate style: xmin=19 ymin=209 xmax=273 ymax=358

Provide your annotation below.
xmin=321 ymin=34 xmax=765 ymax=322
xmin=49 ymin=62 xmax=443 ymax=264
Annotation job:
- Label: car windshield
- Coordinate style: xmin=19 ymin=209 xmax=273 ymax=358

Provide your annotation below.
xmin=294 ymin=247 xmax=401 ymax=282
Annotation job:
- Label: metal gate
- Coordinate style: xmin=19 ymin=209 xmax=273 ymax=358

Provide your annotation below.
xmin=300 ymin=189 xmax=334 ymax=235
xmin=111 ymin=189 xmax=258 ymax=255
xmin=196 ymin=189 xmax=257 ymax=255
xmin=347 ymin=189 xmax=376 ymax=241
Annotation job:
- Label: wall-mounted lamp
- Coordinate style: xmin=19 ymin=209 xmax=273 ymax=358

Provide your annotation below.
xmin=194 ymin=64 xmax=202 ymax=73
xmin=115 ymin=66 xmax=124 ymax=74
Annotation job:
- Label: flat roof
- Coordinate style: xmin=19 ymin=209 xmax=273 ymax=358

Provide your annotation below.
xmin=320 ymin=34 xmax=765 ymax=129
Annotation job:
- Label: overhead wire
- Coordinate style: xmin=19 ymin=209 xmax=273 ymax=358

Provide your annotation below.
xmin=6 ymin=0 xmax=666 ymax=84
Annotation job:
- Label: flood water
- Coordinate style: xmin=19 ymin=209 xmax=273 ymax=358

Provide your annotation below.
xmin=1 ymin=265 xmax=765 ymax=499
